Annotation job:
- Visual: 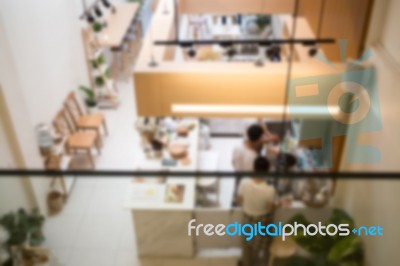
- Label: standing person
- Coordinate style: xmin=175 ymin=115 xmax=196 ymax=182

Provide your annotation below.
xmin=231 ymin=124 xmax=264 ymax=207
xmin=232 ymin=124 xmax=265 ymax=172
xmin=237 ymin=157 xmax=276 ymax=266
xmin=275 ymin=152 xmax=298 ymax=196
xmin=232 ymin=122 xmax=279 ymax=171
xmin=231 ymin=123 xmax=278 ymax=206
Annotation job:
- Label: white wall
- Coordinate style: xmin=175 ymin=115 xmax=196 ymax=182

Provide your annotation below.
xmin=335 ymin=2 xmax=400 ymax=264
xmin=0 ymin=0 xmax=89 ymax=125
xmin=0 ymin=87 xmax=36 ymax=216
xmin=365 ymin=0 xmax=389 ymax=46
xmin=0 ymin=0 xmax=89 ymax=215
xmin=381 ymin=0 xmax=400 ymax=65
xmin=0 ymin=13 xmax=49 ymax=215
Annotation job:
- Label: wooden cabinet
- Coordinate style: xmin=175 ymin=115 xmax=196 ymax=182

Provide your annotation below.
xmin=299 ymin=0 xmax=374 ymax=62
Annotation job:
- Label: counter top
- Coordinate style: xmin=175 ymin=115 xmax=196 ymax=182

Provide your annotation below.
xmin=124 ymin=119 xmax=199 ymax=210
xmin=134 ymin=0 xmax=335 ymax=73
xmin=94 ymin=2 xmax=140 ymax=48
xmin=124 ymin=177 xmax=197 ymax=210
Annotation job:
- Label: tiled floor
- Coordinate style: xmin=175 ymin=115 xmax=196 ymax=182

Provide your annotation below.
xmin=43 ymin=79 xmax=241 ymax=265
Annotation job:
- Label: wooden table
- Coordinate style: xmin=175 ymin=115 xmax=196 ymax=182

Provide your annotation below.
xmin=96 ymin=2 xmax=140 ymax=48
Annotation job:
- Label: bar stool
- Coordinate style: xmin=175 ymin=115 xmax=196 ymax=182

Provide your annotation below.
xmin=111 ymin=43 xmax=129 ymax=79
xmin=124 ymin=32 xmax=136 ymax=59
xmin=196 ymin=151 xmax=220 ymax=207
xmin=131 ymin=13 xmax=143 ymax=38
xmin=268 ymin=237 xmax=298 ymax=266
xmin=127 ymin=18 xmax=142 ymax=63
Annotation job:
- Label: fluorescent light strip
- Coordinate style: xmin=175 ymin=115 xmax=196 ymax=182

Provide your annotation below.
xmin=172 ymin=104 xmax=340 ymax=116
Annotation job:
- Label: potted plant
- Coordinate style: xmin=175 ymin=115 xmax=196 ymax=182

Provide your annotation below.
xmin=287 ymin=209 xmax=364 ymax=266
xmin=97 ymin=54 xmax=106 ymax=66
xmin=0 ymin=225 xmax=10 ymax=265
xmin=244 ymin=15 xmax=272 ymax=35
xmin=255 ymin=15 xmax=271 ymax=30
xmin=90 ymin=59 xmax=99 ymax=69
xmin=95 ymin=76 xmax=106 ymax=88
xmin=91 ymin=21 xmax=103 ymax=45
xmin=92 ymin=21 xmax=103 ymax=33
xmin=79 ymin=85 xmax=98 ymax=113
xmin=0 ymin=209 xmax=45 ymax=266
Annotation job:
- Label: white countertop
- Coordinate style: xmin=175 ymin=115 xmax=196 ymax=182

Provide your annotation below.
xmin=125 ymin=119 xmax=199 ymax=210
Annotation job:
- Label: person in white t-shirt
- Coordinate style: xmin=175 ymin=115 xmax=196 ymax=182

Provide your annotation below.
xmin=232 ymin=124 xmax=264 ymax=171
xmin=232 ymin=123 xmax=277 ymax=207
xmin=237 ymin=156 xmax=276 ymax=266
xmin=232 ymin=123 xmax=279 ymax=171
xmin=237 ymin=157 xmax=275 ymax=216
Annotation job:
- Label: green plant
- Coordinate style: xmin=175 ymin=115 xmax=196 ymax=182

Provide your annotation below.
xmin=255 ymin=15 xmax=271 ymax=29
xmin=97 ymin=54 xmax=106 ymax=66
xmin=104 ymin=68 xmax=110 ymax=78
xmin=90 ymin=53 xmax=106 ymax=70
xmin=91 ymin=59 xmax=99 ymax=69
xmin=95 ymin=76 xmax=105 ymax=87
xmin=91 ymin=54 xmax=105 ymax=69
xmin=287 ymin=209 xmax=364 ymax=266
xmin=79 ymin=85 xmax=97 ymax=107
xmin=0 ymin=209 xmax=45 ymax=247
xmin=92 ymin=21 xmax=103 ymax=33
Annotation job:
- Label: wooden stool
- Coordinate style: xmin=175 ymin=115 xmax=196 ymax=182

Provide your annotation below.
xmin=124 ymin=33 xmax=136 ymax=52
xmin=64 ymin=92 xmax=108 ymax=144
xmin=197 ymin=151 xmax=220 ymax=206
xmin=53 ymin=110 xmax=101 ymax=169
xmin=111 ymin=43 xmax=130 ymax=79
xmin=268 ymin=237 xmax=298 ymax=266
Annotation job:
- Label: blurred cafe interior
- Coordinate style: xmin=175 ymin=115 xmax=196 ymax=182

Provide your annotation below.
xmin=0 ymin=0 xmax=400 ymax=265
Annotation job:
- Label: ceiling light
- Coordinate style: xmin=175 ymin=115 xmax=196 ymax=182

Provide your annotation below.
xmin=86 ymin=13 xmax=95 ymax=24
xmin=94 ymin=6 xmax=103 ymax=17
xmin=102 ymin=0 xmax=111 ymax=8
xmin=187 ymin=48 xmax=197 ymax=58
xmin=148 ymin=55 xmax=158 ymax=67
xmin=309 ymin=47 xmax=318 ymax=57
xmin=171 ymin=104 xmax=340 ymax=117
xmin=266 ymin=46 xmax=281 ymax=61
xmin=226 ymin=47 xmax=237 ymax=58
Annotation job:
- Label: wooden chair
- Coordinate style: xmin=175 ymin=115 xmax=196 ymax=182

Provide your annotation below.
xmin=53 ymin=110 xmax=101 ymax=169
xmin=64 ymin=92 xmax=108 ymax=143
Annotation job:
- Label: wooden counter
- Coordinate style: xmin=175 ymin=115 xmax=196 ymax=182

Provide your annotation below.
xmin=133 ymin=0 xmax=344 ymax=118
xmin=96 ymin=2 xmax=140 ymax=48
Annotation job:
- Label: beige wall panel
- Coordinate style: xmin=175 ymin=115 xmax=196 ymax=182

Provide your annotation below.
xmin=298 ymin=0 xmax=372 ymax=62
xmin=320 ymin=0 xmax=372 ymax=61
xmin=298 ymin=0 xmax=322 ymax=36
xmin=134 ymin=63 xmax=343 ymax=117
xmin=160 ymin=73 xmax=286 ymax=104
xmin=136 ymin=72 xmax=287 ymax=117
